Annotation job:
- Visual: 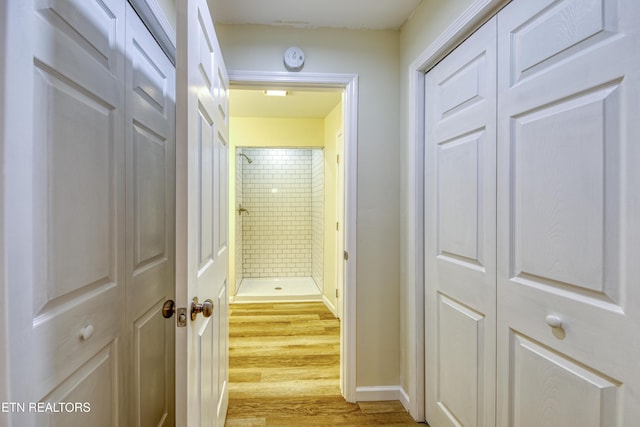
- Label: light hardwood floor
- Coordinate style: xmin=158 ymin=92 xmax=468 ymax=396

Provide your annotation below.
xmin=225 ymin=302 xmax=424 ymax=426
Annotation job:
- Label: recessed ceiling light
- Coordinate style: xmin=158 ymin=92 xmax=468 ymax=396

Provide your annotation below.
xmin=264 ymin=90 xmax=288 ymax=97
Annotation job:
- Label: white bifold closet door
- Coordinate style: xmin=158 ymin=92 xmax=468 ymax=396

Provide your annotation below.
xmin=3 ymin=1 xmax=176 ymax=426
xmin=496 ymin=0 xmax=640 ymax=426
xmin=424 ymin=15 xmax=498 ymax=427
xmin=125 ymin=4 xmax=176 ymax=427
xmin=425 ymin=0 xmax=640 ymax=426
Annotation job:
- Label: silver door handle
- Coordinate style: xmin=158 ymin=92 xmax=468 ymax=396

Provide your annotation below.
xmin=190 ymin=297 xmax=214 ymax=320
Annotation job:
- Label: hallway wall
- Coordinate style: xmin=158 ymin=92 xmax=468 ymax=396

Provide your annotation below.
xmin=217 ymin=24 xmax=401 ymax=389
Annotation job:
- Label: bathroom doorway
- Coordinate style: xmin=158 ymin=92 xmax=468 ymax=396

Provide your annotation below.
xmin=227 ymin=71 xmax=358 ymax=400
xmin=228 ymin=88 xmax=342 ymax=317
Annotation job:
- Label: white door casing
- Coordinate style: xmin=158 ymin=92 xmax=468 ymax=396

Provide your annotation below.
xmin=424 ymin=16 xmax=497 ymax=427
xmin=175 ymin=0 xmax=230 ymax=425
xmin=125 ymin=4 xmax=176 ymax=426
xmin=496 ymin=0 xmax=640 ymax=425
xmin=5 ymin=0 xmax=127 ymax=425
xmin=336 ymin=131 xmax=345 ymax=321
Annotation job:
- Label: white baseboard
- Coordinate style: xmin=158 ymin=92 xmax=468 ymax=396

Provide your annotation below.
xmin=322 ymin=294 xmax=337 ymax=317
xmin=398 ymin=386 xmax=410 ymax=412
xmin=355 ymin=385 xmax=404 ymax=402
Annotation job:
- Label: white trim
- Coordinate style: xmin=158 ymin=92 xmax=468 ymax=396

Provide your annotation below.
xmin=399 ymin=386 xmax=411 ymax=413
xmin=355 ymin=386 xmax=405 ymax=402
xmin=409 ymin=0 xmax=509 ymax=74
xmin=229 ymin=70 xmax=357 ymax=89
xmin=405 ymin=0 xmax=511 ymax=422
xmin=404 ymin=65 xmax=425 ymax=421
xmin=228 ymin=70 xmax=358 ymax=403
xmin=128 ymin=0 xmax=176 ymax=64
xmin=322 ymin=294 xmax=337 ymax=318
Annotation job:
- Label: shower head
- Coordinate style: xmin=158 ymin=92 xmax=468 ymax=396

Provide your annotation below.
xmin=238 ymin=153 xmax=253 ymax=164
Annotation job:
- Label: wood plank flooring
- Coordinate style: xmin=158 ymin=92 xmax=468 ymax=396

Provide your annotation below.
xmin=225 ymin=302 xmax=423 ymax=426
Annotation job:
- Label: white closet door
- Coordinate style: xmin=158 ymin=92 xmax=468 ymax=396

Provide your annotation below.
xmin=497 ymin=0 xmax=640 ymax=425
xmin=424 ymin=17 xmax=497 ymax=427
xmin=125 ymin=4 xmax=176 ymax=426
xmin=5 ymin=0 xmax=126 ymax=425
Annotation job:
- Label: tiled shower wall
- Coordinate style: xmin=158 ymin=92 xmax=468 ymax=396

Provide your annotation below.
xmin=240 ymin=148 xmax=323 ymax=281
xmin=235 ymin=149 xmax=244 ymax=289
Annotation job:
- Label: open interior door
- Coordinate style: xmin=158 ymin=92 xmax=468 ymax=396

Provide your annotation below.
xmin=175 ymin=0 xmax=230 ymax=425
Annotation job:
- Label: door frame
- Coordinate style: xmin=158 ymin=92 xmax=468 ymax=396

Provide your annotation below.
xmin=228 ymin=70 xmax=358 ymax=402
xmin=335 ymin=130 xmax=345 ymax=321
xmin=128 ymin=0 xmax=176 ymax=64
xmin=405 ymin=0 xmax=510 ymax=420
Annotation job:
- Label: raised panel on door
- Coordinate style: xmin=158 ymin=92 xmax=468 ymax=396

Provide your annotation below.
xmin=124 ymin=4 xmax=176 ymax=427
xmin=508 ymin=333 xmax=619 ymax=427
xmin=36 ymin=342 xmax=120 ymax=427
xmin=496 ymin=0 xmax=640 ymax=425
xmin=176 ymin=0 xmax=229 ymax=425
xmin=6 ymin=0 xmax=126 ymax=425
xmin=424 ymin=16 xmax=497 ymax=427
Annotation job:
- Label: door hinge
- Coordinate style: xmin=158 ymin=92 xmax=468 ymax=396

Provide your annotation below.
xmin=336 ymin=154 xmax=340 ymax=164
xmin=336 ymin=221 xmax=339 ymax=231
xmin=344 ymin=250 xmax=349 ymax=261
xmin=336 ymin=289 xmax=339 ymax=298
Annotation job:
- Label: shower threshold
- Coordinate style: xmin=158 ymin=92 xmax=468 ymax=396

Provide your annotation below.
xmin=232 ymin=277 xmax=322 ymax=303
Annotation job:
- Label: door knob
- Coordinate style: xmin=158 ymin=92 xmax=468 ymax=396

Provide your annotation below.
xmin=545 ymin=314 xmax=563 ymax=328
xmin=191 ymin=297 xmax=214 ymax=321
xmin=162 ymin=300 xmax=175 ymax=318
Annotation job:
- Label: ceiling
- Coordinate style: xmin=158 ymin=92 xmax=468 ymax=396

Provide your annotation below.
xmin=230 ymin=89 xmax=342 ymax=118
xmin=207 ymin=0 xmax=423 ymax=30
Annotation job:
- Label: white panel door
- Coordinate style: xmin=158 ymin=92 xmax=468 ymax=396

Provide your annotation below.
xmin=424 ymin=17 xmax=497 ymax=427
xmin=4 ymin=0 xmax=126 ymax=425
xmin=176 ymin=0 xmax=230 ymax=425
xmin=125 ymin=4 xmax=176 ymax=427
xmin=497 ymin=0 xmax=640 ymax=425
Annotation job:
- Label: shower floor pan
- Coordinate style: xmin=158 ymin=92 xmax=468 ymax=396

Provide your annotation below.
xmin=233 ymin=277 xmax=322 ymax=303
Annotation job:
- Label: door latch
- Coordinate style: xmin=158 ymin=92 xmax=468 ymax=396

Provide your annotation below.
xmin=162 ymin=300 xmax=187 ymax=327
xmin=176 ymin=308 xmax=187 ymax=327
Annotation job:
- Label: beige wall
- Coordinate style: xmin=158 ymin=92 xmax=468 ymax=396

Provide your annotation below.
xmin=398 ymin=0 xmax=475 ymax=399
xmin=218 ymin=23 xmax=401 ymax=388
